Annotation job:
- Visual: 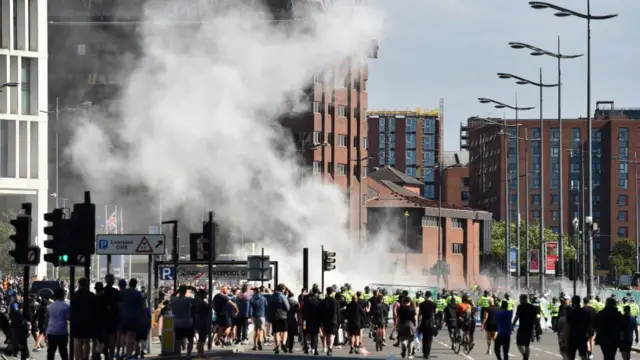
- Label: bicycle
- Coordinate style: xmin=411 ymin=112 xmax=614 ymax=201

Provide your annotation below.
xmin=452 ymin=328 xmax=473 ymax=355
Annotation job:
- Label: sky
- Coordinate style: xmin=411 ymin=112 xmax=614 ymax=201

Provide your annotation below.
xmin=364 ymin=0 xmax=638 ymax=151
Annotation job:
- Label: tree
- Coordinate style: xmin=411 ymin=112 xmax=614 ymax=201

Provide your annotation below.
xmin=0 ymin=213 xmax=19 ymax=276
xmin=609 ymin=238 xmax=636 ymax=275
xmin=491 ymin=220 xmax=576 ymax=272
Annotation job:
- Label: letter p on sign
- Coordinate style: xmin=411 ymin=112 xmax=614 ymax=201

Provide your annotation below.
xmin=160 ymin=267 xmax=174 ymax=281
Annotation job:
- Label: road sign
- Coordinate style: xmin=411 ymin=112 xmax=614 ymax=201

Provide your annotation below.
xmin=158 ymin=265 xmax=248 ymax=281
xmin=96 ymin=234 xmax=166 ymax=255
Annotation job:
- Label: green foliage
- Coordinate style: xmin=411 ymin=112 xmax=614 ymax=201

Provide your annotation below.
xmin=609 ymin=238 xmax=636 ymax=275
xmin=491 ymin=220 xmax=576 ymax=271
xmin=0 ymin=212 xmax=19 ymax=276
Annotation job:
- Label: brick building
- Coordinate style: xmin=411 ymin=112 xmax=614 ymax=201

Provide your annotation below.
xmin=462 ymin=101 xmax=640 ymax=270
xmin=366 ymin=166 xmax=492 ymax=288
xmin=366 ymin=105 xmax=444 ymax=199
xmin=440 ymin=151 xmax=470 ymax=208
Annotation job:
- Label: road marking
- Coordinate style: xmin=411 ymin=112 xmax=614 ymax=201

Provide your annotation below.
xmin=434 ymin=339 xmax=474 ymax=360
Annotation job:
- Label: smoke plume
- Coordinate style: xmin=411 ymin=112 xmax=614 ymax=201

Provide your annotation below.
xmin=66 ymin=0 xmax=412 ymax=288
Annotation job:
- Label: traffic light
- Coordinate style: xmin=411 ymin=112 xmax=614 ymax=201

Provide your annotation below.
xmin=43 ymin=208 xmax=66 ymax=266
xmin=9 ymin=215 xmax=31 ymax=264
xmin=202 ymin=220 xmax=216 ymax=261
xmin=323 ymin=250 xmax=336 ymax=271
xmin=71 ymin=201 xmax=96 ymax=256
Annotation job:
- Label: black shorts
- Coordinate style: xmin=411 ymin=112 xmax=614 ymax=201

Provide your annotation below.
xmin=120 ymin=320 xmax=139 ymax=333
xmin=196 ymin=326 xmax=210 ymax=342
xmin=516 ymin=331 xmax=532 ymax=347
xmin=215 ymin=314 xmax=231 ymax=328
xmin=272 ymin=319 xmax=288 ymax=333
xmin=175 ymin=327 xmax=194 ymax=341
xmin=620 ymin=340 xmax=632 ymax=353
xmin=568 ymin=340 xmax=588 ymax=358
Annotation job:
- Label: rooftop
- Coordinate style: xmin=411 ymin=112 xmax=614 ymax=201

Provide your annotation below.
xmin=368 ymin=166 xmax=423 ymax=186
xmin=367 ymin=108 xmax=439 ymax=117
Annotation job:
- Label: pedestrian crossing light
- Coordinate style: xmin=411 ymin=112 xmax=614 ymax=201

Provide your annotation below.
xmin=9 ymin=215 xmax=31 ymax=264
xmin=43 ymin=208 xmax=66 ymax=266
xmin=59 ymin=254 xmax=69 ymax=263
xmin=323 ymin=250 xmax=336 ymax=272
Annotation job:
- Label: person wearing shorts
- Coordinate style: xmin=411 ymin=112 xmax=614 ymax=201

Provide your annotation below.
xmin=171 ymin=285 xmax=196 ymax=358
xmin=481 ymin=298 xmax=499 ymax=355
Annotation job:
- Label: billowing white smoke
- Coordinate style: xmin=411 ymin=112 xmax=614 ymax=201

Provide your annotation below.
xmin=67 ymin=0 xmax=415 ymax=289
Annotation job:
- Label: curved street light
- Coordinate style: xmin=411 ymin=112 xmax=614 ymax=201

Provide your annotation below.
xmin=478 ymin=96 xmax=534 ymax=289
xmin=528 ymin=0 xmax=618 ymax=296
xmin=0 ymin=82 xmax=18 ymax=92
xmin=499 ymin=69 xmax=559 ymax=292
xmin=509 ymin=39 xmax=583 ymax=280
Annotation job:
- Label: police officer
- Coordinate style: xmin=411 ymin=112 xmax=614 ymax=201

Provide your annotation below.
xmin=435 ymin=293 xmax=447 ymax=331
xmin=477 ymin=290 xmax=491 ymax=326
xmin=548 ymin=297 xmax=560 ymax=331
xmin=504 ymin=293 xmax=515 ymax=311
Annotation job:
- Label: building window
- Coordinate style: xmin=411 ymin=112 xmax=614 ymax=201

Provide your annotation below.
xmin=462 ymin=177 xmax=469 ymax=187
xmin=551 ymin=195 xmax=559 ymax=204
xmin=618 ymin=227 xmax=628 ymax=237
xmin=618 ymin=211 xmax=628 ymax=221
xmin=461 ymin=191 xmax=469 ymax=201
xmin=423 ymin=151 xmax=435 ymax=166
xmin=572 ymin=128 xmax=580 ymax=139
xmin=13 ymin=0 xmax=18 ymax=49
xmin=422 ymin=216 xmax=438 ymax=227
xmin=452 ymin=243 xmax=464 ymax=254
xmin=337 ymin=163 xmax=347 ymax=176
xmin=533 ymin=211 xmax=540 ymax=220
xmin=552 ymin=211 xmax=559 ymax=221
xmin=423 ymin=167 xmax=435 ymax=182
xmin=312 ymin=161 xmax=321 ymax=174
xmin=423 ymin=184 xmax=435 ymax=199
xmin=552 ymin=227 xmax=560 ymax=234
xmin=422 ymin=135 xmax=435 ymax=150
xmin=362 ymin=166 xmax=368 ymax=178
xmin=406 ymin=118 xmax=417 ymax=132
xmin=338 ymin=105 xmax=347 ymax=117
xmin=531 ymin=194 xmax=541 ymax=205
xmin=423 ymin=119 xmax=435 ymax=134
xmin=405 ymin=167 xmax=417 ymax=177
xmin=379 ymin=118 xmax=385 ymax=129
xmin=363 ymin=137 xmax=368 ymax=149
xmin=452 ymin=218 xmax=464 ymax=229
xmin=618 ymin=195 xmax=628 ymax=206
xmin=313 ymin=102 xmax=320 ymax=113
xmin=379 ymin=134 xmax=385 ymax=149
xmin=406 ymin=151 xmax=416 ymax=166
xmin=337 ymin=134 xmax=347 ymax=147
xmin=313 ymin=131 xmax=322 ymax=144
xmin=406 ymin=134 xmax=417 ymax=149
xmin=379 ymin=152 xmax=385 ymax=166
xmin=21 ymin=58 xmax=31 ymax=115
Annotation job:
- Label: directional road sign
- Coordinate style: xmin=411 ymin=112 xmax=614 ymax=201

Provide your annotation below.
xmin=158 ymin=265 xmax=248 ymax=281
xmin=96 ymin=234 xmax=166 ymax=255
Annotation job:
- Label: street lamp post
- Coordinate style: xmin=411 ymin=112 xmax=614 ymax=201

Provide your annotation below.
xmin=0 ymin=82 xmax=18 ymax=92
xmin=40 ymin=99 xmax=93 ymax=210
xmin=498 ymin=71 xmax=559 ymax=292
xmin=404 ymin=210 xmax=409 ymax=272
xmin=478 ymin=98 xmax=534 ymax=289
xmin=528 ymin=0 xmax=618 ymax=297
xmin=509 ymin=40 xmax=583 ymax=279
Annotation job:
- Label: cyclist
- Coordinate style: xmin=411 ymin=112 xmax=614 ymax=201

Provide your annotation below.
xmin=444 ymin=293 xmax=459 ymax=350
xmin=456 ymin=294 xmax=476 ymax=351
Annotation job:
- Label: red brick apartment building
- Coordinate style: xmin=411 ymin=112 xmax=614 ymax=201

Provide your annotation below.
xmin=365 ymin=166 xmax=492 ymax=288
xmin=366 ymin=106 xmax=444 ymax=200
xmin=440 ymin=151 xmax=470 ymax=208
xmin=461 ymin=101 xmax=640 ymax=271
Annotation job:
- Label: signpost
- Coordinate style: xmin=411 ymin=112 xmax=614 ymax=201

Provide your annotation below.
xmin=96 ymin=234 xmax=166 ymax=255
xmin=509 ymin=248 xmax=518 ymax=273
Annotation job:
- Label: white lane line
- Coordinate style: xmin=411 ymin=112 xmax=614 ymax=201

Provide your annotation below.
xmin=434 ymin=339 xmax=474 ymax=360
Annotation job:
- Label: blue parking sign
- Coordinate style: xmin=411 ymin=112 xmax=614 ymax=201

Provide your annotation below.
xmin=98 ymin=239 xmax=108 ymax=250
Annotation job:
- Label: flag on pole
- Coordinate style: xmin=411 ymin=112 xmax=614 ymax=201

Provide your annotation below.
xmin=106 ymin=208 xmax=118 ymax=233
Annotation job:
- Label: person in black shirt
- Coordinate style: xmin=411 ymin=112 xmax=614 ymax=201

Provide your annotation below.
xmin=481 ymin=297 xmax=499 ymax=355
xmin=301 ymin=286 xmax=321 ymax=355
xmin=418 ymin=291 xmax=437 ymax=359
xmin=70 ymin=278 xmax=95 ymax=360
xmin=102 ymin=274 xmax=121 ymax=360
xmin=319 ymin=287 xmax=340 ymax=356
xmin=396 ymin=296 xmax=416 ymax=359
xmin=345 ymin=293 xmax=365 ymax=354
xmin=566 ymin=295 xmax=592 ymax=360
xmin=512 ymin=294 xmax=536 ymax=360
xmin=213 ymin=286 xmax=237 ymax=346
xmin=355 ymin=291 xmax=369 ymax=348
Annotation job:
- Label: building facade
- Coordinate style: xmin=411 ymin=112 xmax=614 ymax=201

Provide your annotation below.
xmin=463 ymin=101 xmax=640 ymax=271
xmin=366 ymin=105 xmax=444 ymax=199
xmin=441 ymin=151 xmax=470 ymax=208
xmin=0 ymin=0 xmax=48 ymax=276
xmin=366 ymin=167 xmax=492 ymax=288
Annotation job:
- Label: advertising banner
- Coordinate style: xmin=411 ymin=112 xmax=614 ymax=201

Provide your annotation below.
xmin=529 ymin=249 xmax=540 ymax=273
xmin=510 ymin=248 xmax=518 ymax=273
xmin=546 ymin=242 xmax=558 ymax=275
